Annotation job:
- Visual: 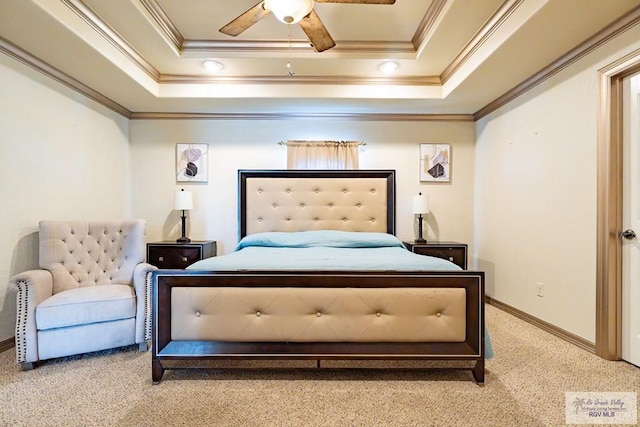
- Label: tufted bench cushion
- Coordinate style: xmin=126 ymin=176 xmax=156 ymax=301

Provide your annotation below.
xmin=36 ymin=284 xmax=136 ymax=330
xmin=171 ymin=287 xmax=466 ymax=342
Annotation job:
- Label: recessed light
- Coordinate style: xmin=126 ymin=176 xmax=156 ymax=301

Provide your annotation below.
xmin=202 ymin=60 xmax=223 ymax=73
xmin=378 ymin=61 xmax=399 ymax=74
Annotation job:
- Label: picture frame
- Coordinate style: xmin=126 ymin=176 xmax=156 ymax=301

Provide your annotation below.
xmin=420 ymin=143 xmax=450 ymax=182
xmin=176 ymin=143 xmax=208 ymax=183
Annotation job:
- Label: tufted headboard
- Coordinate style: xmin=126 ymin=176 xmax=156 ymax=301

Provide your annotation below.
xmin=238 ymin=170 xmax=396 ymax=239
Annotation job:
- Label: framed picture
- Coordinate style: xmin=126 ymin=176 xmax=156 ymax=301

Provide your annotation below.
xmin=420 ymin=143 xmax=450 ymax=182
xmin=176 ymin=143 xmax=208 ymax=183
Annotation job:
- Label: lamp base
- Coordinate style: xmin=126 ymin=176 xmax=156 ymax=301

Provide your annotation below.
xmin=415 ymin=213 xmax=427 ymax=244
xmin=177 ymin=210 xmax=190 ymax=244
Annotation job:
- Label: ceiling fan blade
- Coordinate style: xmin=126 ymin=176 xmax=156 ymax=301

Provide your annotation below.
xmin=299 ymin=10 xmax=336 ymax=52
xmin=219 ymin=2 xmax=271 ymax=36
xmin=315 ymin=0 xmax=395 ymax=4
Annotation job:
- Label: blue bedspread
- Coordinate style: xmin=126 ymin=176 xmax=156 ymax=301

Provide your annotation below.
xmin=188 ymin=230 xmax=460 ymax=271
xmin=186 ymin=230 xmax=493 ymax=358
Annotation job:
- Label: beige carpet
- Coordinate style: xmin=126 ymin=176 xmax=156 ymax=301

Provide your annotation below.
xmin=1 ymin=305 xmax=638 ymax=427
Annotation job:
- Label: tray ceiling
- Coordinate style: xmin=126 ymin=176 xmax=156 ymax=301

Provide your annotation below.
xmin=1 ymin=0 xmax=639 ymax=117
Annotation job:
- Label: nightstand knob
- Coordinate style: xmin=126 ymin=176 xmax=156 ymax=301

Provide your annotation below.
xmin=449 ymin=257 xmax=454 ymax=261
xmin=182 ymin=257 xmax=188 ymax=262
xmin=158 ymin=256 xmax=164 ymax=262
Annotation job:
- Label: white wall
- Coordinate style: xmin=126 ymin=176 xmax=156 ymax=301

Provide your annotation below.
xmin=0 ymin=54 xmax=131 ymax=341
xmin=129 ymin=119 xmax=476 ymax=256
xmin=474 ymin=24 xmax=640 ymax=342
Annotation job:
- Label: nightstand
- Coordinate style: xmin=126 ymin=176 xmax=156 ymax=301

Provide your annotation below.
xmin=403 ymin=241 xmax=467 ymax=269
xmin=146 ymin=240 xmax=216 ymax=269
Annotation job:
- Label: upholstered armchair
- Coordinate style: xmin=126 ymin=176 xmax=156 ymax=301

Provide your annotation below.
xmin=10 ymin=220 xmax=157 ymax=370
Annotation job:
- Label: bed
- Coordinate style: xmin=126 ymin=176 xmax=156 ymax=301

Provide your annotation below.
xmin=151 ymin=170 xmax=486 ymax=384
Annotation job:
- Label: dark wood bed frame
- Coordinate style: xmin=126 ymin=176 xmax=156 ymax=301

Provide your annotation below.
xmin=151 ymin=170 xmax=485 ymax=384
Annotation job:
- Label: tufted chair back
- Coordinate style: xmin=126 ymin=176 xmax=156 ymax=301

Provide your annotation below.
xmin=38 ymin=220 xmax=145 ymax=294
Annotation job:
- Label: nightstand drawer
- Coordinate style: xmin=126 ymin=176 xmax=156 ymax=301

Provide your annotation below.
xmin=403 ymin=241 xmax=467 ymax=269
xmin=147 ymin=241 xmax=216 ymax=269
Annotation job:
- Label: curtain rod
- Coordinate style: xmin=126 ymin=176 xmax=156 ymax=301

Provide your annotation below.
xmin=278 ymin=140 xmax=366 ymax=146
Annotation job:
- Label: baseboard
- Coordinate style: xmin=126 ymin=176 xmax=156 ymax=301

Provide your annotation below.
xmin=0 ymin=337 xmax=15 ymax=354
xmin=486 ymin=296 xmax=596 ymax=354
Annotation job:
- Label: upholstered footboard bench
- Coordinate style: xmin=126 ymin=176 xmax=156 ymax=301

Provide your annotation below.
xmin=151 ymin=270 xmax=485 ymax=384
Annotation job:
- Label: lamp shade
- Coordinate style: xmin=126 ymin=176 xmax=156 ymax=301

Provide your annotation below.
xmin=412 ymin=193 xmax=430 ymax=214
xmin=174 ymin=189 xmax=193 ymax=211
xmin=264 ymin=0 xmax=314 ymax=24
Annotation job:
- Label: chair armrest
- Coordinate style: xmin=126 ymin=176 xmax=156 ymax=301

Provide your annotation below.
xmin=133 ymin=262 xmax=157 ymax=343
xmin=10 ymin=270 xmax=54 ymax=364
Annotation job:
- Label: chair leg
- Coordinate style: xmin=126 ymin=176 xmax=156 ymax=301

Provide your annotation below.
xmin=138 ymin=341 xmax=149 ymax=352
xmin=20 ymin=362 xmax=35 ymax=371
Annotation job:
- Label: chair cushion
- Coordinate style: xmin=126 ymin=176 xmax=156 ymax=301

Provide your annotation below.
xmin=36 ymin=284 xmax=136 ymax=330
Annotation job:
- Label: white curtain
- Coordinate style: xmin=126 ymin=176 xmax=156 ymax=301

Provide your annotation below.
xmin=285 ymin=140 xmax=360 ymax=169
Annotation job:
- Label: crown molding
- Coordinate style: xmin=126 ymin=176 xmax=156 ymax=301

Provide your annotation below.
xmin=474 ymin=4 xmax=640 ymax=120
xmin=136 ymin=0 xmax=183 ymax=54
xmin=62 ymin=0 xmax=160 ymax=81
xmin=158 ymin=74 xmax=441 ymax=86
xmin=412 ymin=0 xmax=449 ymax=55
xmin=181 ymin=40 xmax=416 ymax=57
xmin=0 ymin=36 xmax=131 ymax=118
xmin=138 ymin=0 xmax=419 ymax=58
xmin=6 ymin=2 xmax=639 ymax=122
xmin=0 ymin=30 xmax=441 ymax=121
xmin=441 ymin=0 xmax=524 ymax=85
xmin=129 ymin=112 xmax=474 ymax=121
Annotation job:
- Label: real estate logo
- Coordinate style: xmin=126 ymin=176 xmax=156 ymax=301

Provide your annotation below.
xmin=566 ymin=392 xmax=637 ymax=425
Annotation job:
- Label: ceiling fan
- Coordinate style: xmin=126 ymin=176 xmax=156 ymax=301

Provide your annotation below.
xmin=219 ymin=0 xmax=396 ymax=53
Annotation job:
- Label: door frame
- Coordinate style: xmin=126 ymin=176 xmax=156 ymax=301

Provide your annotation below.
xmin=597 ymin=49 xmax=640 ymax=359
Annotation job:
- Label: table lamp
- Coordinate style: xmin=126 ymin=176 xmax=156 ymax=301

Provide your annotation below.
xmin=412 ymin=192 xmax=430 ymax=243
xmin=174 ymin=189 xmax=193 ymax=243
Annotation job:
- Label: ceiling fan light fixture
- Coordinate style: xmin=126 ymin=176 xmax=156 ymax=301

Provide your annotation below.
xmin=378 ymin=61 xmax=399 ymax=74
xmin=202 ymin=60 xmax=224 ymax=73
xmin=264 ymin=0 xmax=314 ymax=24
